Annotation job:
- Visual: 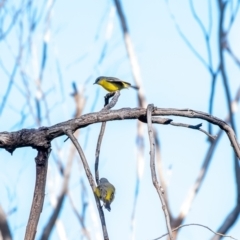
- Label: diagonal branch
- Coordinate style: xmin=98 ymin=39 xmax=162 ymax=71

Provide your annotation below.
xmin=165 ymin=0 xmax=209 ymax=70
xmin=211 ymin=205 xmax=240 ymax=240
xmin=66 ymin=130 xmax=109 ymax=240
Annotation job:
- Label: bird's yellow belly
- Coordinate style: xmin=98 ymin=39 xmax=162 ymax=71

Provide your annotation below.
xmin=100 ymin=81 xmax=123 ymax=92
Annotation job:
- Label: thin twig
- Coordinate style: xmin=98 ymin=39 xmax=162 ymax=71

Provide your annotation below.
xmin=165 ymin=0 xmax=209 ymax=70
xmin=153 ymin=223 xmax=238 ymax=240
xmin=95 ymin=122 xmax=106 ymax=185
xmin=139 ymin=116 xmax=217 ymax=140
xmin=189 ymin=0 xmax=207 ymax=37
xmin=65 ymin=130 xmax=109 ymax=240
xmin=96 ymin=91 xmax=121 ymax=184
xmin=25 ymin=147 xmax=51 ymax=240
xmin=147 ymin=104 xmax=173 ymax=240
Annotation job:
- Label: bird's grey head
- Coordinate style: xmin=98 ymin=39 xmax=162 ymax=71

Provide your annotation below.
xmin=94 ymin=76 xmax=104 ymax=85
xmin=99 ymin=178 xmax=109 ymax=184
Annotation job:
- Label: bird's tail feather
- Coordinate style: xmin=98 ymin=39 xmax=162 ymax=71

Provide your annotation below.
xmin=130 ymin=85 xmax=139 ymax=90
xmin=104 ymin=202 xmax=111 ymax=212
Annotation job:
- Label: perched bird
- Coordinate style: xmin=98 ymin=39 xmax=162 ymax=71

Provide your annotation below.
xmin=94 ymin=178 xmax=115 ymax=211
xmin=94 ymin=76 xmax=139 ymax=92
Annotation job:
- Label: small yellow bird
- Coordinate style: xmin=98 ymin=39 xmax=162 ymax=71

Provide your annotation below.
xmin=94 ymin=76 xmax=139 ymax=92
xmin=94 ymin=178 xmax=115 ymax=211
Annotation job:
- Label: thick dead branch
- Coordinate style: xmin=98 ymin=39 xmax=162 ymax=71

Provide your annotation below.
xmin=25 ymin=148 xmax=51 ymax=240
xmin=0 ymin=107 xmax=239 ymax=159
xmin=147 ymin=104 xmax=173 ymax=239
xmin=39 ymin=145 xmax=73 ymax=240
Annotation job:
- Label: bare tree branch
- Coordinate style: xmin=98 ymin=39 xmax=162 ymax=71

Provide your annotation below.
xmin=154 ymin=130 xmax=172 ymax=218
xmin=0 ymin=107 xmax=240 ymax=158
xmin=95 ymin=91 xmax=120 ymax=184
xmin=25 ymin=147 xmax=51 ymax=240
xmin=39 ymin=144 xmax=72 ymax=240
xmin=147 ymin=104 xmax=173 ymax=240
xmin=139 ymin=116 xmax=216 ymax=140
xmin=95 ymin=121 xmax=106 ymax=185
xmin=216 ymin=2 xmax=240 ymax=236
xmin=66 ymin=130 xmax=109 ymax=240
